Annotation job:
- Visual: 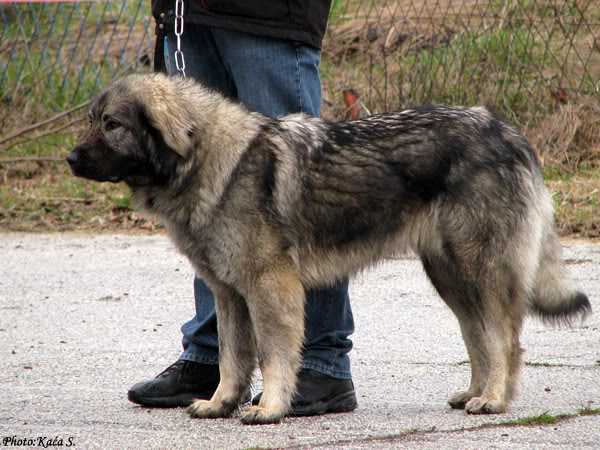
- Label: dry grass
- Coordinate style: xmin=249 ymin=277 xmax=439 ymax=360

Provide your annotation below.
xmin=322 ymin=0 xmax=600 ymax=124
xmin=0 ymin=146 xmax=160 ymax=233
xmin=524 ymin=98 xmax=600 ymax=238
xmin=1 ymin=112 xmax=597 ymax=237
xmin=547 ymin=173 xmax=600 ymax=238
xmin=0 ymin=4 xmax=152 ymax=136
xmin=1 ymin=0 xmax=598 ymax=236
xmin=526 ymin=99 xmax=600 ymax=171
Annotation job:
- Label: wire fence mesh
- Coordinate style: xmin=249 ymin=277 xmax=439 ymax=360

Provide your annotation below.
xmin=323 ymin=0 xmax=600 ymax=123
xmin=0 ymin=1 xmax=154 ymax=139
xmin=1 ymin=0 xmax=599 ymax=142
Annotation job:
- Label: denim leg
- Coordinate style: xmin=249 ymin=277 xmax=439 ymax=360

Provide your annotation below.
xmin=302 ymin=280 xmax=354 ymax=378
xmin=213 ymin=29 xmax=355 ymax=378
xmin=212 ymin=29 xmax=321 ymax=117
xmin=164 ymin=26 xmax=235 ymax=96
xmin=165 ymin=26 xmax=355 ymax=378
xmin=164 ymin=27 xmax=236 ymax=364
xmin=179 ymin=277 xmax=218 ymax=364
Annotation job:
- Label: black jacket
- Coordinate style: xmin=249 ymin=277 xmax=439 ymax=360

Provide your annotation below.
xmin=152 ymin=0 xmax=332 ymax=49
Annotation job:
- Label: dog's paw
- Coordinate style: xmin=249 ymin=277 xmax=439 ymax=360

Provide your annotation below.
xmin=465 ymin=396 xmax=506 ymax=414
xmin=448 ymin=390 xmax=479 ymax=409
xmin=240 ymin=406 xmax=284 ymax=425
xmin=187 ymin=399 xmax=232 ymax=419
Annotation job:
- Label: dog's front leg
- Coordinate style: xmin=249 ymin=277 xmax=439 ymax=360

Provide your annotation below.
xmin=240 ymin=268 xmax=305 ymax=425
xmin=187 ymin=284 xmax=256 ymax=419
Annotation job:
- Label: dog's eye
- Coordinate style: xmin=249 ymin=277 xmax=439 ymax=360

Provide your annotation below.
xmin=103 ymin=115 xmax=121 ymax=132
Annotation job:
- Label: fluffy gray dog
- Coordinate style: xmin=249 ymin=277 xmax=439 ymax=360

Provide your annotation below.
xmin=68 ymin=73 xmax=590 ymax=424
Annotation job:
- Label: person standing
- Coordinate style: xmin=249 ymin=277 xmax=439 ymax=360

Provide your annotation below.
xmin=128 ymin=0 xmax=358 ymax=417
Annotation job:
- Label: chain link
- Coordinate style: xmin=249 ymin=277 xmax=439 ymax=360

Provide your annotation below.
xmin=174 ymin=0 xmax=186 ymax=77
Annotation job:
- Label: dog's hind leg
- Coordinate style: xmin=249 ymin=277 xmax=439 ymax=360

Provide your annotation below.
xmin=505 ymin=321 xmax=524 ymax=405
xmin=240 ymin=266 xmax=305 ymax=425
xmin=421 ymin=255 xmax=487 ymax=409
xmin=464 ymin=269 xmax=526 ymax=415
xmin=188 ymin=284 xmax=257 ymax=419
xmin=498 ymin=264 xmax=527 ymax=406
xmin=449 ymin=319 xmax=488 ymax=409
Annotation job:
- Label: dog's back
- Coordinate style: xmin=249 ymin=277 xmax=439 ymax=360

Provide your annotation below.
xmin=247 ymin=105 xmax=591 ymax=414
xmin=259 ymin=107 xmax=539 ymax=278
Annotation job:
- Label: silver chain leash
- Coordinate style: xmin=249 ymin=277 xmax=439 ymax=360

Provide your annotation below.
xmin=174 ymin=0 xmax=186 ymax=77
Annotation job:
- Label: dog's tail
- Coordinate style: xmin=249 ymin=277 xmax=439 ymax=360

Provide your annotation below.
xmin=530 ymin=224 xmax=591 ymax=326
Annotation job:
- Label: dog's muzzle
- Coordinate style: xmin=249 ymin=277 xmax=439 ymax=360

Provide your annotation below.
xmin=66 ymin=149 xmax=83 ymax=176
xmin=66 ymin=150 xmax=79 ymax=169
xmin=66 ymin=148 xmax=120 ymax=182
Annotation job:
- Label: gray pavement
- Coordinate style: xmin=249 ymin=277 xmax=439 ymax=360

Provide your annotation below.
xmin=1 ymin=233 xmax=599 ymax=449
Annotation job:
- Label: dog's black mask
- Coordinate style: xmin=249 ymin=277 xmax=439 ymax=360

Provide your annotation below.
xmin=67 ymin=92 xmax=180 ymax=187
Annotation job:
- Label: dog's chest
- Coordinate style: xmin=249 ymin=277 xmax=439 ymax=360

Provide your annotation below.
xmin=166 ymin=220 xmax=245 ymax=286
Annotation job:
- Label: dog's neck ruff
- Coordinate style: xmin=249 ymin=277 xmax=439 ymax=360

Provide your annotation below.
xmin=136 ymin=120 xmax=266 ymax=232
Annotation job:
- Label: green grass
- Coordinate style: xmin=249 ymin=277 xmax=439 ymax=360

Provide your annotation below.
xmin=543 ymin=165 xmax=574 ymax=182
xmin=4 ymin=132 xmax=78 ymax=157
xmin=500 ymin=406 xmax=600 ymax=427
xmin=0 ymin=128 xmax=144 ymax=231
xmin=373 ymin=26 xmax=551 ymax=124
xmin=329 ymin=0 xmax=346 ymax=22
xmin=500 ymin=402 xmax=600 ymax=426
xmin=113 ymin=192 xmax=132 ymax=210
xmin=546 ymin=164 xmax=600 ymax=237
xmin=322 ymin=0 xmax=599 ymax=127
xmin=502 ymin=412 xmax=567 ymax=426
xmin=1 ymin=1 xmax=152 ymax=131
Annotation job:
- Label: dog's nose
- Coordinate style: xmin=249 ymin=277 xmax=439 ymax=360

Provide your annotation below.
xmin=66 ymin=152 xmax=78 ymax=166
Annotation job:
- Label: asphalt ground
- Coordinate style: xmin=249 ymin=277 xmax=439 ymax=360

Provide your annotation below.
xmin=1 ymin=233 xmax=599 ymax=449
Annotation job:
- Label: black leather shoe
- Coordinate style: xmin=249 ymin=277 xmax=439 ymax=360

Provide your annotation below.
xmin=127 ymin=360 xmax=220 ymax=407
xmin=252 ymin=369 xmax=357 ymax=416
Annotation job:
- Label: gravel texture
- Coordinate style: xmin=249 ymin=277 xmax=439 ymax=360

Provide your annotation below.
xmin=1 ymin=233 xmax=598 ymax=449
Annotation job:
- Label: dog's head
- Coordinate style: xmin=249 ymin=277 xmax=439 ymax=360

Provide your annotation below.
xmin=67 ymin=74 xmax=202 ymax=187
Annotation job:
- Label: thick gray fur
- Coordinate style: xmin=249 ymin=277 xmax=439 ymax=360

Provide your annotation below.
xmin=68 ymin=74 xmax=591 ymax=424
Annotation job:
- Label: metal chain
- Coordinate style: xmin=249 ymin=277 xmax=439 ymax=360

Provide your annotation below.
xmin=174 ymin=0 xmax=186 ymax=77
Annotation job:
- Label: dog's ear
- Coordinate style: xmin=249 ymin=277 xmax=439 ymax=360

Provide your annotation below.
xmin=134 ymin=102 xmax=182 ymax=184
xmin=134 ymin=92 xmax=194 ymax=158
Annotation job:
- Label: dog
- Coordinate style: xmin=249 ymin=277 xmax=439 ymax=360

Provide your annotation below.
xmin=67 ymin=73 xmax=591 ymax=424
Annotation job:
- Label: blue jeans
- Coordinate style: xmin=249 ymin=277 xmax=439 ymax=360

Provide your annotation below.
xmin=164 ymin=25 xmax=354 ymax=379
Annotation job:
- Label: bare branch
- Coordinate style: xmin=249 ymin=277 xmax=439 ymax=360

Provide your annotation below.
xmin=0 ymin=102 xmax=88 ymax=147
xmin=0 ymin=156 xmax=64 ymax=163
xmin=0 ymin=117 xmax=85 ymax=152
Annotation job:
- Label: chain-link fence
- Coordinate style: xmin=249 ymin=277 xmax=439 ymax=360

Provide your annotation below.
xmin=323 ymin=0 xmax=599 ymax=123
xmin=0 ymin=1 xmax=154 ymax=141
xmin=1 ymin=0 xmax=599 ymax=142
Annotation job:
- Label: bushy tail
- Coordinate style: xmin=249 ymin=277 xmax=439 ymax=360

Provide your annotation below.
xmin=530 ymin=226 xmax=591 ymax=326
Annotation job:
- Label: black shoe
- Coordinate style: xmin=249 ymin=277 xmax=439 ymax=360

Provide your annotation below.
xmin=252 ymin=369 xmax=357 ymax=416
xmin=127 ymin=360 xmax=220 ymax=407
